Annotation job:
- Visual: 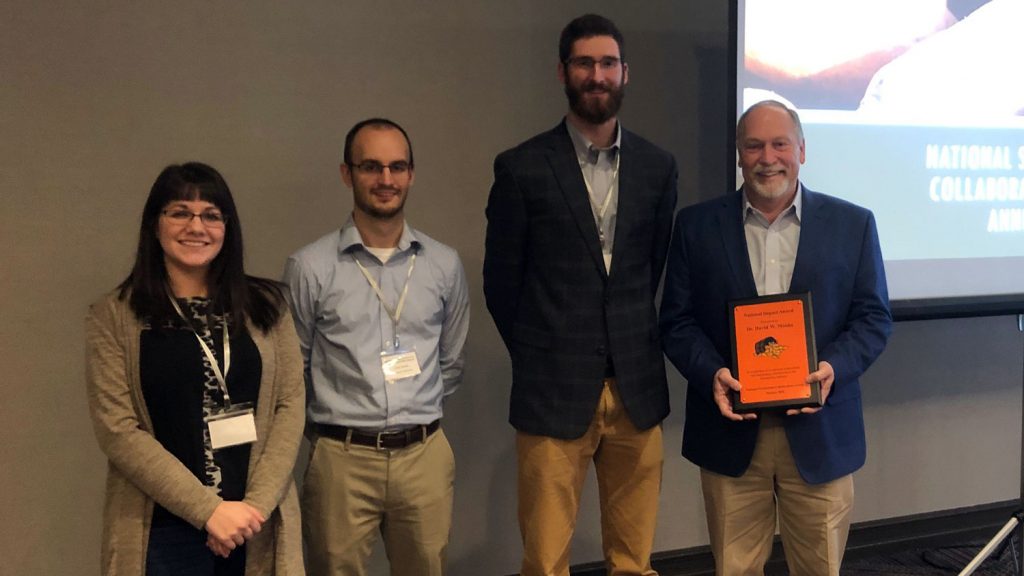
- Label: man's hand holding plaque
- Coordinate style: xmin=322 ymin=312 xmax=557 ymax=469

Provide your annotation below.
xmin=712 ymin=367 xmax=757 ymax=421
xmin=784 ymin=361 xmax=834 ymax=416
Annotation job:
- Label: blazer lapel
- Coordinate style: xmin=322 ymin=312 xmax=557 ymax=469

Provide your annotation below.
xmin=789 ymin=187 xmax=825 ymax=293
xmin=546 ymin=123 xmax=607 ymax=278
xmin=718 ymin=191 xmax=758 ymax=297
xmin=609 ymin=130 xmax=638 ymax=279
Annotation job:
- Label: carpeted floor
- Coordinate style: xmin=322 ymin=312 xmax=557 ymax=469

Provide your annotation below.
xmin=757 ymin=539 xmax=1021 ymax=576
xmin=841 ymin=540 xmax=1018 ymax=576
xmin=572 ymin=514 xmax=1023 ymax=576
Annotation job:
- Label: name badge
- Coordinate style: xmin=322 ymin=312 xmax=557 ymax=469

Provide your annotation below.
xmin=206 ymin=403 xmax=257 ymax=450
xmin=381 ymin=349 xmax=421 ymax=382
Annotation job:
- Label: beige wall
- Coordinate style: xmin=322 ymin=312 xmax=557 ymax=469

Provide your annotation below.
xmin=1 ymin=2 xmax=1021 ymax=575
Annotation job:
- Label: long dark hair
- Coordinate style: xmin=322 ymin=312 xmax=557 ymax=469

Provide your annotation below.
xmin=117 ymin=162 xmax=283 ymax=333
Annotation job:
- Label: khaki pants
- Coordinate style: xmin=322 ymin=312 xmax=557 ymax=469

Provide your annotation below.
xmin=701 ymin=414 xmax=854 ymax=576
xmin=517 ymin=380 xmax=663 ymax=576
xmin=302 ymin=427 xmax=455 ymax=576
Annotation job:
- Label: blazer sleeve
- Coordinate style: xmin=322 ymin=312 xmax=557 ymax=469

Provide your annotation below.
xmin=483 ymin=152 xmax=528 ymax=349
xmin=659 ymin=211 xmax=727 ymax=404
xmin=85 ymin=297 xmax=222 ymax=529
xmin=651 ymin=156 xmax=679 ymax=291
xmin=243 ymin=306 xmax=306 ymax=518
xmin=817 ymin=211 xmax=893 ymax=387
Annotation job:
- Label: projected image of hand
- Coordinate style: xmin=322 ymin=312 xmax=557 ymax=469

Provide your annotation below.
xmin=744 ymin=0 xmax=953 ymax=110
xmin=858 ymin=0 xmax=1024 ymax=120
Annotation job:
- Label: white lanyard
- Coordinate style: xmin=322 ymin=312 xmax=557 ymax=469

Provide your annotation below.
xmin=355 ymin=251 xmax=416 ymax=350
xmin=580 ymin=151 xmax=620 ymax=250
xmin=168 ymin=295 xmax=233 ymax=408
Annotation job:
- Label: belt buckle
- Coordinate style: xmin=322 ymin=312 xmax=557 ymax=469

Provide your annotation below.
xmin=375 ymin=431 xmax=386 ymax=450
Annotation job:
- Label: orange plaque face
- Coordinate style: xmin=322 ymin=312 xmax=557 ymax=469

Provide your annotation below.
xmin=729 ymin=292 xmax=820 ymax=412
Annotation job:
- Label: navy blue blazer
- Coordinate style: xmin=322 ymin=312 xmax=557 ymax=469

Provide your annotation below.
xmin=484 ymin=121 xmax=678 ymax=439
xmin=659 ymin=187 xmax=892 ymax=484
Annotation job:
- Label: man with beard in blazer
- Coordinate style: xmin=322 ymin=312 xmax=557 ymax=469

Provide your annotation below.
xmin=484 ymin=14 xmax=678 ymax=576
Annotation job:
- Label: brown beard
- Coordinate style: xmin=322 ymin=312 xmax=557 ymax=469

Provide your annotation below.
xmin=565 ymin=80 xmax=625 ymax=124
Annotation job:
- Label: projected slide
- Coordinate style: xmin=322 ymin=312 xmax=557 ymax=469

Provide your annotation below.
xmin=737 ymin=0 xmax=1024 ymax=306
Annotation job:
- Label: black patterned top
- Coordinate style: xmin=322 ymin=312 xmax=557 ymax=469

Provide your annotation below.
xmin=140 ymin=297 xmax=261 ymax=528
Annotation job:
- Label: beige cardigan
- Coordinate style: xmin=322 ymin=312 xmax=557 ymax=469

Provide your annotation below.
xmin=85 ymin=291 xmax=306 ymax=576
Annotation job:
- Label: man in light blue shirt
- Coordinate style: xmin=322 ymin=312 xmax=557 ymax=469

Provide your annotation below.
xmin=283 ymin=118 xmax=469 ymax=576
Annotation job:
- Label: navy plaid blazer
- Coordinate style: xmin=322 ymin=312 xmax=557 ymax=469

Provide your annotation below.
xmin=484 ymin=121 xmax=678 ymax=439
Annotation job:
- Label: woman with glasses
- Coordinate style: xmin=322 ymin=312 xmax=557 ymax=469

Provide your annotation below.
xmin=85 ymin=162 xmax=305 ymax=576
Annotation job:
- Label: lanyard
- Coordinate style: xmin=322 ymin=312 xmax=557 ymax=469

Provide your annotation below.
xmin=355 ymin=251 xmax=416 ymax=350
xmin=580 ymin=151 xmax=620 ymax=250
xmin=168 ymin=295 xmax=233 ymax=408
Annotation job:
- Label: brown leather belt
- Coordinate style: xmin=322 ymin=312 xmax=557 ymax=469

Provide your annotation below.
xmin=316 ymin=420 xmax=440 ymax=449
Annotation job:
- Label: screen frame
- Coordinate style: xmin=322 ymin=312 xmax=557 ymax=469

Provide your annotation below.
xmin=727 ymin=0 xmax=1024 ymax=321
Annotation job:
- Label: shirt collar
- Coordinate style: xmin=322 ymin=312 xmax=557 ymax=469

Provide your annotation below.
xmin=566 ymin=117 xmax=621 ymax=165
xmin=338 ymin=215 xmax=420 ymax=254
xmin=743 ymin=181 xmax=803 ymax=223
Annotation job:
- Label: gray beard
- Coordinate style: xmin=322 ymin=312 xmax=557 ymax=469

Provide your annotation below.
xmin=747 ymin=176 xmax=793 ymax=201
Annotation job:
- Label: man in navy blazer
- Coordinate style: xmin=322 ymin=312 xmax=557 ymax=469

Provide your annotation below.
xmin=660 ymin=101 xmax=892 ymax=576
xmin=484 ymin=14 xmax=677 ymax=576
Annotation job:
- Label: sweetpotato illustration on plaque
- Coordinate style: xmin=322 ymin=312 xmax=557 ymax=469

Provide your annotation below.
xmin=754 ymin=336 xmax=787 ymax=359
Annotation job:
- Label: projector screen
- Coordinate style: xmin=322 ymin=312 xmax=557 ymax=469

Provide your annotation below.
xmin=733 ymin=0 xmax=1024 ymax=319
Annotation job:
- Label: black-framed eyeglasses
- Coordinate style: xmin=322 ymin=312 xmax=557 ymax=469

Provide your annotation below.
xmin=349 ymin=161 xmax=412 ymax=176
xmin=161 ymin=209 xmax=228 ymax=228
xmin=566 ymin=56 xmax=621 ymax=71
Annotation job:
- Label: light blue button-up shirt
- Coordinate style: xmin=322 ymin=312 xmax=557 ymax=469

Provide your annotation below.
xmin=283 ymin=218 xmax=470 ymax=430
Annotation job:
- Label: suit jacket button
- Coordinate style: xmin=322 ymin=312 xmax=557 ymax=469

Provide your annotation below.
xmin=595 ymin=345 xmax=606 ymax=355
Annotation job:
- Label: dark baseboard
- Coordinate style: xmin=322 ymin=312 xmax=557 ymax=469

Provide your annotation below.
xmin=562 ymin=499 xmax=1020 ymax=576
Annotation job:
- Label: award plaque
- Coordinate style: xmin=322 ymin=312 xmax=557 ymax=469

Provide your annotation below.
xmin=729 ymin=292 xmax=820 ymax=412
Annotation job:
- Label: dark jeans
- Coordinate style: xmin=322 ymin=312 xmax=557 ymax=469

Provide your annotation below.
xmin=146 ymin=517 xmax=245 ymax=576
